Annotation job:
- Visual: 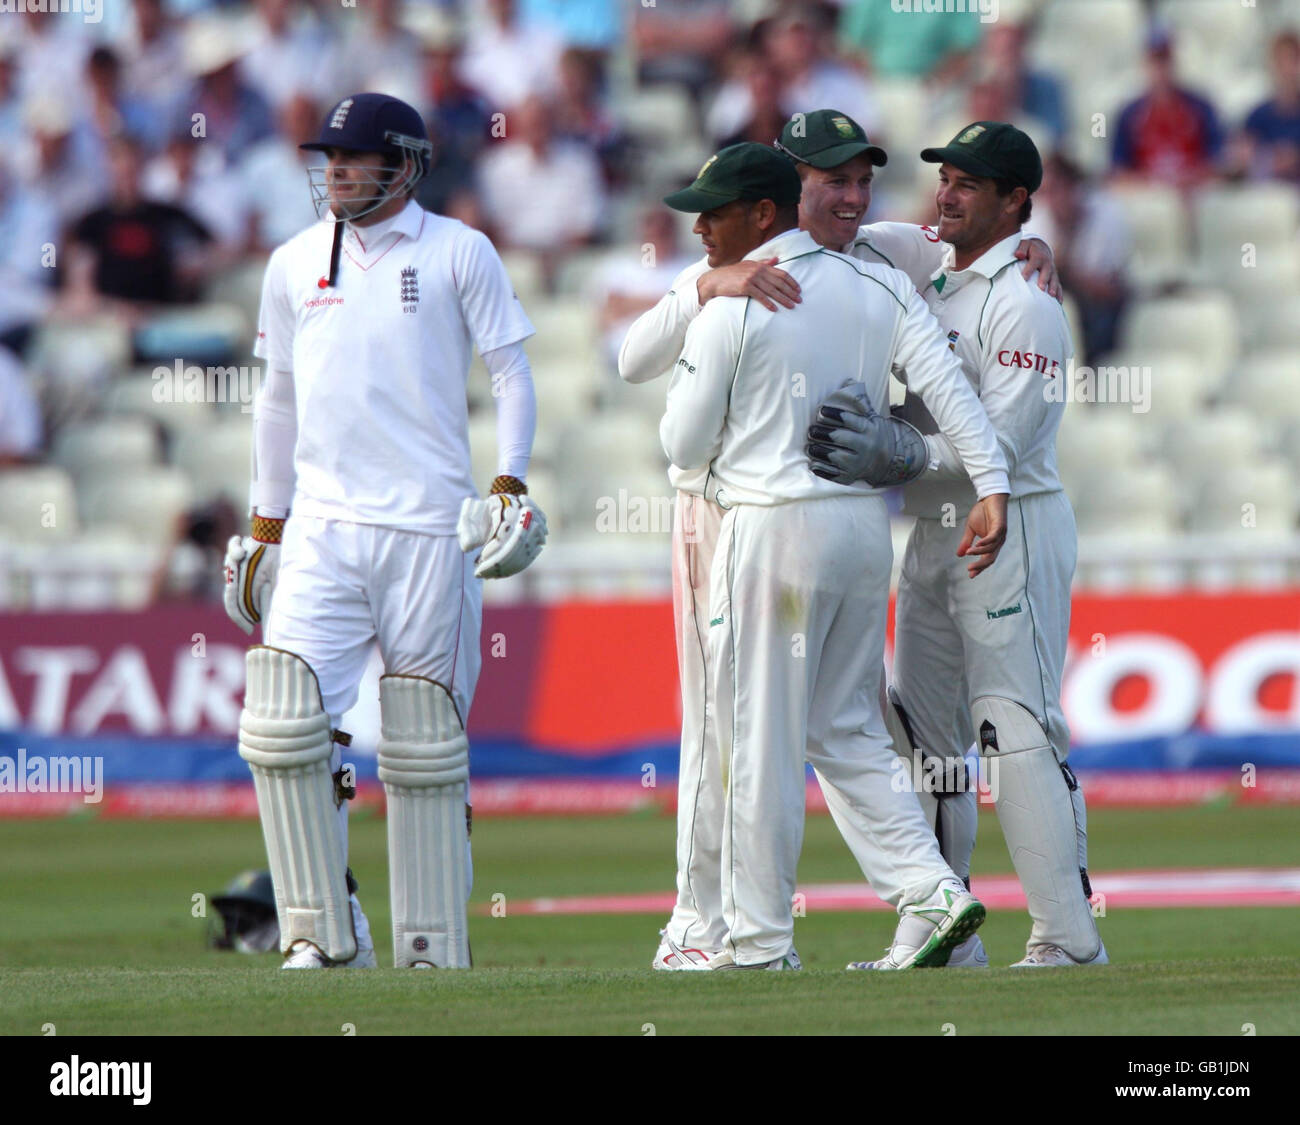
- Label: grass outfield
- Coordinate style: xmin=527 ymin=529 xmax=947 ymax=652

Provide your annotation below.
xmin=0 ymin=806 xmax=1297 ymax=1035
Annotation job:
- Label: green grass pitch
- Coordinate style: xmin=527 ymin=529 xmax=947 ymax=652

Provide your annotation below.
xmin=0 ymin=805 xmax=1296 ymax=1035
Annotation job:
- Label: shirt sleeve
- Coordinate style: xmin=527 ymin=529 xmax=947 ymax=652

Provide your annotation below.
xmin=482 ymin=340 xmax=536 ymax=480
xmin=250 ymin=362 xmax=297 ymax=515
xmin=454 ymin=226 xmax=536 ymax=355
xmin=975 ymin=283 xmax=1072 ymax=481
xmin=617 ymin=257 xmax=710 ymax=385
xmin=891 ymin=286 xmax=1008 ymax=498
xmin=858 ymin=222 xmax=945 ymax=291
xmin=252 ymin=246 xmax=294 ymax=374
xmin=659 ymin=298 xmax=743 ymax=471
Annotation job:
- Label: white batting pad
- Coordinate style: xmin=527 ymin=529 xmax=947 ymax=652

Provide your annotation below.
xmin=238 ymin=646 xmax=357 ymax=962
xmin=972 ymin=695 xmax=1100 ymax=960
xmin=378 ymin=675 xmax=471 ymax=968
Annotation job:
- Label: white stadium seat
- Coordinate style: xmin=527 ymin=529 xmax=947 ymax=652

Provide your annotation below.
xmin=1070 ymin=464 xmax=1181 ymax=536
xmin=1033 ymin=0 xmax=1145 ymax=76
xmin=172 ymin=421 xmax=254 ymax=506
xmin=0 ymin=466 xmax=80 ymax=542
xmin=1193 ymin=184 xmax=1300 ymax=265
xmin=1119 ymin=293 xmax=1239 ymax=385
xmin=104 ymin=373 xmax=221 ymax=437
xmin=1229 ymin=349 xmax=1300 ymax=421
xmin=1188 ymin=459 xmax=1297 ymax=534
xmin=78 ymin=467 xmax=195 ymax=547
xmin=51 ymin=417 xmax=161 ymax=480
xmin=1055 ymin=408 xmax=1146 ymax=483
xmin=1160 ymin=409 xmax=1266 ymax=487
xmin=1107 ymin=185 xmax=1190 ymax=291
xmin=1241 ymin=292 xmax=1300 ymax=349
xmin=1088 ymin=350 xmax=1217 ymax=421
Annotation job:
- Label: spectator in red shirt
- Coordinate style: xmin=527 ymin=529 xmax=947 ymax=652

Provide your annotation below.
xmin=1112 ymin=28 xmax=1222 ymax=189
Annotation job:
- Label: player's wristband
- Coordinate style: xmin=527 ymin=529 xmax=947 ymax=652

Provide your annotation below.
xmin=251 ymin=515 xmax=286 ymax=544
xmin=489 ymin=475 xmax=527 ymax=496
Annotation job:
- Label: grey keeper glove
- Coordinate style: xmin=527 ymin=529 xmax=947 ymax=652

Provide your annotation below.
xmin=806 ymin=382 xmax=929 ymax=487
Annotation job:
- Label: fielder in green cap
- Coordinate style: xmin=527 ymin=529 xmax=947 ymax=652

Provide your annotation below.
xmin=663 ymin=142 xmax=803 ymax=272
xmin=921 ymin=120 xmax=1044 ymax=272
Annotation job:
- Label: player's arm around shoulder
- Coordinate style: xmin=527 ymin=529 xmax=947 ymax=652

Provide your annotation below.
xmin=617 ymin=256 xmax=708 ymax=386
xmin=660 ymin=296 xmax=745 ymax=470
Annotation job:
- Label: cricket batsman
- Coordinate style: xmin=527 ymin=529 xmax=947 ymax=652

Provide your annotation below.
xmin=808 ymin=122 xmax=1106 ymax=968
xmin=222 ymin=93 xmax=546 ymax=969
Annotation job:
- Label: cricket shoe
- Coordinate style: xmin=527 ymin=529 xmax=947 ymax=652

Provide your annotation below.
xmin=946 ymin=934 xmax=989 ymax=969
xmin=707 ymin=947 xmax=802 ymax=971
xmin=653 ymin=930 xmax=724 ymax=971
xmin=846 ymin=880 xmax=985 ymax=971
xmin=1010 ymin=941 xmax=1109 ymax=968
xmin=281 ymin=895 xmax=377 ymax=969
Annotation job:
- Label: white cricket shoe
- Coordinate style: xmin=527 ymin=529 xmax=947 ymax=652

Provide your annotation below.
xmin=847 ymin=879 xmax=985 ymax=971
xmin=707 ymin=947 xmax=802 ymax=971
xmin=1010 ymin=941 xmax=1109 ymax=968
xmin=652 ymin=930 xmax=724 ymax=971
xmin=280 ymin=895 xmax=377 ymax=969
xmin=946 ymin=934 xmax=989 ymax=969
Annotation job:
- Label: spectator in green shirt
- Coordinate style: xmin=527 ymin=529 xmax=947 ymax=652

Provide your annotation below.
xmin=838 ymin=1 xmax=983 ymax=81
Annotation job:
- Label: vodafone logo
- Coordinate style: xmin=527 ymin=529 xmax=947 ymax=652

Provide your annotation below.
xmin=1064 ymin=632 xmax=1300 ymax=742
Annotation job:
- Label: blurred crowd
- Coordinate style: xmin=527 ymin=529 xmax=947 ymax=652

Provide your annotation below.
xmin=1 ymin=0 xmax=1298 ymax=597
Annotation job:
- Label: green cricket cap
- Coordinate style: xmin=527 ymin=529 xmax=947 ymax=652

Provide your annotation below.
xmin=920 ymin=121 xmax=1043 ymax=193
xmin=776 ymin=109 xmax=888 ymax=169
xmin=663 ymin=142 xmax=802 ymax=212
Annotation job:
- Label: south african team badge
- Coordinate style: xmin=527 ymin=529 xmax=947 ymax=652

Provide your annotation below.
xmin=831 ymin=116 xmax=856 ymax=138
xmin=401 ymin=266 xmax=419 ymax=313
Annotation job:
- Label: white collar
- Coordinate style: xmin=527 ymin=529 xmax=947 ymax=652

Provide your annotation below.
xmin=346 ymin=198 xmax=424 ymax=247
xmin=744 ymin=227 xmax=819 ymax=263
xmin=934 ymin=229 xmax=1023 ymax=282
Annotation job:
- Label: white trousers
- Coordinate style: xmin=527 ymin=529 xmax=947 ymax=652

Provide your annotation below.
xmin=709 ymin=496 xmax=956 ymax=965
xmin=894 ymin=491 xmax=1087 ymax=942
xmin=263 ymin=515 xmax=483 ymax=869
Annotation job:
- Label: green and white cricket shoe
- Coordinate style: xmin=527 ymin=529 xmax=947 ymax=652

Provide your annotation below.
xmin=847 ymin=880 xmax=985 ymax=971
xmin=1010 ymin=941 xmax=1109 ymax=968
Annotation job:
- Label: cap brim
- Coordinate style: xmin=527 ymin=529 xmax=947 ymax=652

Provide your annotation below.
xmin=662 ymin=185 xmax=741 ymax=212
xmin=806 ymin=141 xmax=888 ymax=169
xmin=919 ymin=145 xmax=1001 ymax=179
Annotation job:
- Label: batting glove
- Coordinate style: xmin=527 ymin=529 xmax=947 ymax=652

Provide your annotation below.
xmin=222 ymin=515 xmax=284 ymax=635
xmin=457 ymin=476 xmax=548 ymax=580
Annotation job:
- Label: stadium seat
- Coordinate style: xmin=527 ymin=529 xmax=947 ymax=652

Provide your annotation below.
xmin=1160 ymin=409 xmax=1266 ymax=488
xmin=1155 ymin=0 xmax=1267 ymax=74
xmin=1188 ymin=458 xmax=1297 ymax=533
xmin=1087 ymin=349 xmax=1215 ymax=420
xmin=1229 ymin=349 xmax=1300 ymax=421
xmin=499 ymin=251 xmax=545 ymax=306
xmin=1033 ymin=0 xmax=1145 ymax=76
xmin=1055 ymin=408 xmax=1146 ymax=484
xmin=0 ymin=466 xmax=80 ymax=542
xmin=134 ymin=303 xmax=251 ymax=366
xmin=51 ymin=417 xmax=162 ymax=480
xmin=78 ymin=466 xmax=195 ymax=547
xmin=563 ymin=463 xmax=676 ymax=542
xmin=104 ymin=372 xmax=221 ymax=437
xmin=560 ymin=410 xmax=666 ymax=481
xmin=619 ymin=84 xmax=702 ymax=150
xmin=1118 ymin=293 xmax=1239 ymax=385
xmin=1193 ymin=184 xmax=1300 ymax=266
xmin=1107 ymin=185 xmax=1190 ymax=291
xmin=1069 ymin=464 xmax=1181 ymax=535
xmin=526 ymin=301 xmax=600 ymax=367
xmin=531 ymin=356 xmax=606 ymax=427
xmin=172 ymin=422 xmax=254 ymax=506
xmin=1242 ymin=292 xmax=1300 ymax=349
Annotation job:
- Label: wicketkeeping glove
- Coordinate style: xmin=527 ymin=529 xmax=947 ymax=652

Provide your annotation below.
xmin=457 ymin=476 xmax=548 ymax=580
xmin=806 ymin=383 xmax=928 ymax=487
xmin=222 ymin=515 xmax=284 ymax=635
